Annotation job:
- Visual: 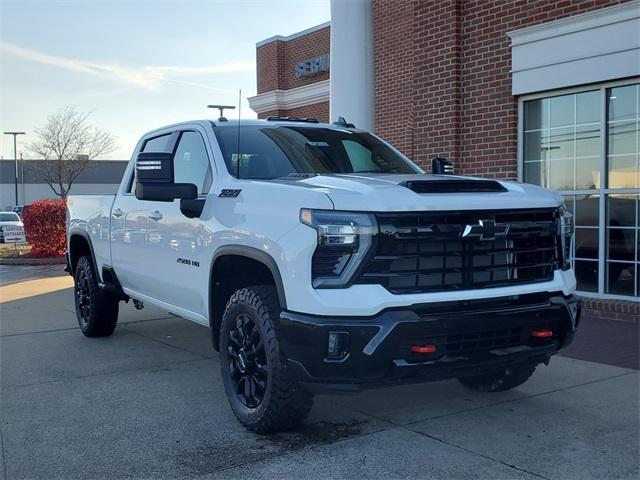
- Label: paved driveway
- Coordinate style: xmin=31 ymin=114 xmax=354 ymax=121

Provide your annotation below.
xmin=0 ymin=267 xmax=638 ymax=479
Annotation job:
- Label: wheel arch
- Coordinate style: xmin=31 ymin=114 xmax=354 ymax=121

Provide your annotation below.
xmin=68 ymin=230 xmax=100 ymax=280
xmin=208 ymin=246 xmax=287 ymax=351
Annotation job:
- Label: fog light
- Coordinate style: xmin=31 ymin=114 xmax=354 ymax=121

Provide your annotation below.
xmin=327 ymin=331 xmax=349 ymax=359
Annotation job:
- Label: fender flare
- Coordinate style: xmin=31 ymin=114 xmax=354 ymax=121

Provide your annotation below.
xmin=68 ymin=229 xmax=101 ymax=281
xmin=209 ymin=245 xmax=287 ymax=311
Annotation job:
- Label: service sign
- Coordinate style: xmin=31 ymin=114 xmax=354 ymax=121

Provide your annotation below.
xmin=3 ymin=225 xmax=26 ymax=243
xmin=295 ymin=53 xmax=329 ymax=78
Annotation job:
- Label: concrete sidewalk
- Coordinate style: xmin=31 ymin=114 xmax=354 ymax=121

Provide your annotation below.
xmin=0 ymin=270 xmax=638 ymax=479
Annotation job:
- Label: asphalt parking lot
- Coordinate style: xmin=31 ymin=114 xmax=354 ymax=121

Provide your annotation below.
xmin=0 ymin=265 xmax=638 ymax=479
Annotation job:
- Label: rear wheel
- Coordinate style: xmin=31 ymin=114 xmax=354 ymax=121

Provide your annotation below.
xmin=74 ymin=255 xmax=119 ymax=337
xmin=220 ymin=285 xmax=313 ymax=433
xmin=458 ymin=363 xmax=537 ymax=392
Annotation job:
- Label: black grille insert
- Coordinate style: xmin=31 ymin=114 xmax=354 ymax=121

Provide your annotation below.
xmin=398 ymin=327 xmax=525 ymax=359
xmin=357 ymin=208 xmax=559 ymax=293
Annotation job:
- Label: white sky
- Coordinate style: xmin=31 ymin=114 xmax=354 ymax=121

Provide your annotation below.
xmin=0 ymin=0 xmax=330 ymax=160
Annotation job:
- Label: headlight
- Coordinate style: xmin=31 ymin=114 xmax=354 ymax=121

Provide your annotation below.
xmin=558 ymin=204 xmax=573 ymax=270
xmin=300 ymin=209 xmax=378 ymax=287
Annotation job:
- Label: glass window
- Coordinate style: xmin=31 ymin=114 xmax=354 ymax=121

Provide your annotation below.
xmin=0 ymin=213 xmax=20 ymax=222
xmin=523 ymin=90 xmax=600 ymax=193
xmin=173 ymin=131 xmax=212 ymax=194
xmin=213 ymin=125 xmax=419 ymax=179
xmin=523 ymin=83 xmax=640 ymax=298
xmin=608 ymin=84 xmax=638 ymax=122
xmin=607 ymin=85 xmax=639 ymax=189
xmin=143 ymin=134 xmax=173 ymax=153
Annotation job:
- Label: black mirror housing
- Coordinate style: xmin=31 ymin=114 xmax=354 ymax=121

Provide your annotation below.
xmin=135 ymin=152 xmax=174 ymax=183
xmin=135 ymin=182 xmax=197 ymax=202
xmin=432 ymin=157 xmax=454 ymax=175
xmin=134 ymin=151 xmax=198 ymax=202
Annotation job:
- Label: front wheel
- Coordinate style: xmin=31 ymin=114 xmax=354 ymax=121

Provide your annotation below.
xmin=74 ymin=255 xmax=119 ymax=337
xmin=219 ymin=285 xmax=313 ymax=433
xmin=458 ymin=363 xmax=537 ymax=392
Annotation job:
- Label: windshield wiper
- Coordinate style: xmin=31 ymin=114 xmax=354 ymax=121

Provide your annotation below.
xmin=282 ymin=172 xmax=318 ymax=178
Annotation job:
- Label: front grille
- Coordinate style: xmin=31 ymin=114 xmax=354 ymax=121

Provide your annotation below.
xmin=444 ymin=327 xmax=524 ymax=353
xmin=356 ymin=208 xmax=558 ymax=294
xmin=397 ymin=327 xmax=525 ymax=358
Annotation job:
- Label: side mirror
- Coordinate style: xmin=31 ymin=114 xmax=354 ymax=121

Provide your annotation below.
xmin=432 ymin=157 xmax=454 ymax=175
xmin=134 ymin=152 xmax=197 ymax=202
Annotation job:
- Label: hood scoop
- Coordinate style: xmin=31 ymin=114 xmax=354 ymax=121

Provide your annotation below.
xmin=401 ymin=179 xmax=508 ymax=194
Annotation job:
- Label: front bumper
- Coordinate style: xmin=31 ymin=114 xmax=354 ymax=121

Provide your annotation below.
xmin=279 ymin=292 xmax=580 ymax=393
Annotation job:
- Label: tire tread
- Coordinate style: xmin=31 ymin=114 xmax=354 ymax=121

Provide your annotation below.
xmin=75 ymin=256 xmax=119 ymax=337
xmin=221 ymin=285 xmax=313 ymax=434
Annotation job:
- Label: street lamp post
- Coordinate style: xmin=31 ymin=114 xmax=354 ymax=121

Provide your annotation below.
xmin=3 ymin=131 xmax=26 ymax=206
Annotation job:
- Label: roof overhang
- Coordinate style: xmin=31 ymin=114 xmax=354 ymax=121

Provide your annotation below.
xmin=248 ymin=79 xmax=330 ymax=114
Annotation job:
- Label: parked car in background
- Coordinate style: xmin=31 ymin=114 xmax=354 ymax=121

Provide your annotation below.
xmin=12 ymin=205 xmax=30 ymax=219
xmin=0 ymin=212 xmax=25 ymax=243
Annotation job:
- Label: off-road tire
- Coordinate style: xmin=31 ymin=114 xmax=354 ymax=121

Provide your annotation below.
xmin=220 ymin=285 xmax=314 ymax=433
xmin=74 ymin=255 xmax=119 ymax=337
xmin=458 ymin=363 xmax=537 ymax=392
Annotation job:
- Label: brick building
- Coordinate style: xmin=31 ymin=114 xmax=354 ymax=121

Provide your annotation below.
xmin=251 ymin=0 xmax=640 ymax=308
xmin=249 ymin=22 xmax=330 ymax=121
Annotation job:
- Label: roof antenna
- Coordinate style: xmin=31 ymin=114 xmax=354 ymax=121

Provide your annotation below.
xmin=236 ymin=90 xmax=242 ymax=179
xmin=207 ymin=104 xmax=235 ymax=122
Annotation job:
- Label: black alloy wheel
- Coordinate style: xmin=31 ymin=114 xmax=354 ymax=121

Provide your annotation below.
xmin=75 ymin=267 xmax=92 ymax=328
xmin=73 ymin=255 xmax=119 ymax=337
xmin=219 ymin=285 xmax=314 ymax=433
xmin=227 ymin=313 xmax=269 ymax=408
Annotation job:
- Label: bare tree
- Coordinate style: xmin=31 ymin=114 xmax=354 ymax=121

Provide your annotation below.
xmin=26 ymin=107 xmax=117 ymax=198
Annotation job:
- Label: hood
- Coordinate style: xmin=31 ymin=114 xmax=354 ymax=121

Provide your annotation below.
xmin=0 ymin=221 xmax=23 ymax=227
xmin=293 ymin=173 xmax=562 ymax=212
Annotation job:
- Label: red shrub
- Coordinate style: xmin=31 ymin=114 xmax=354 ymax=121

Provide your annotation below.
xmin=22 ymin=199 xmax=67 ymax=258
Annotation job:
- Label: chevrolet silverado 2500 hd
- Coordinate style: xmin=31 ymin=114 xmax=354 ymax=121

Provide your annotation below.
xmin=66 ymin=117 xmax=580 ymax=433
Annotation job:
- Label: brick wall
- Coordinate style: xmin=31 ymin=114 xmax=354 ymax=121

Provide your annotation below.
xmin=581 ymin=297 xmax=640 ymax=323
xmin=373 ymin=0 xmax=416 ymax=158
xmin=255 ymin=25 xmax=330 ymax=121
xmin=258 ymin=101 xmax=329 ymax=122
xmin=373 ymin=0 xmax=630 ymax=177
xmin=256 ymin=25 xmax=330 ymax=94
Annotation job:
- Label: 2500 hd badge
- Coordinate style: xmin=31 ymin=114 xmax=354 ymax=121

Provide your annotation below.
xmin=177 ymin=257 xmax=200 ymax=267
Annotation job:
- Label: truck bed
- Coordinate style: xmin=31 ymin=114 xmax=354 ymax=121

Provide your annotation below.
xmin=67 ymin=194 xmax=116 ymax=277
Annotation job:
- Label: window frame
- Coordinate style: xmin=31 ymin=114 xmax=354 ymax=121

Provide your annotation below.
xmin=517 ymin=77 xmax=640 ymax=300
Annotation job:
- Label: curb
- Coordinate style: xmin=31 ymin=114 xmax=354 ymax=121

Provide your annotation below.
xmin=580 ymin=297 xmax=639 ymax=325
xmin=0 ymin=257 xmax=65 ymax=266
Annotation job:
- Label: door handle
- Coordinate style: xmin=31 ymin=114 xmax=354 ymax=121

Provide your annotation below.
xmin=112 ymin=208 xmax=123 ymax=218
xmin=148 ymin=210 xmax=163 ymax=221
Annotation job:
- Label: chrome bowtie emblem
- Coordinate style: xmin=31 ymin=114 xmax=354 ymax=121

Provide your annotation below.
xmin=461 ymin=219 xmax=509 ymax=241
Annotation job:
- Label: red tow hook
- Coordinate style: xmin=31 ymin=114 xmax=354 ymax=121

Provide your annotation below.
xmin=531 ymin=329 xmax=553 ymax=338
xmin=410 ymin=344 xmax=437 ymax=354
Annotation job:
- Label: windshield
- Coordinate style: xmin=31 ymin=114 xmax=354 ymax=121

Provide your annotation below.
xmin=213 ymin=125 xmax=420 ymax=179
xmin=0 ymin=213 xmax=20 ymax=222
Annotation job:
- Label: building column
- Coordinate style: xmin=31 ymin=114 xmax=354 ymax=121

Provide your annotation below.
xmin=329 ymin=0 xmax=374 ymax=131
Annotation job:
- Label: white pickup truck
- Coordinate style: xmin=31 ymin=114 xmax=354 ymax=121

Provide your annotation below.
xmin=67 ymin=117 xmax=580 ymax=433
